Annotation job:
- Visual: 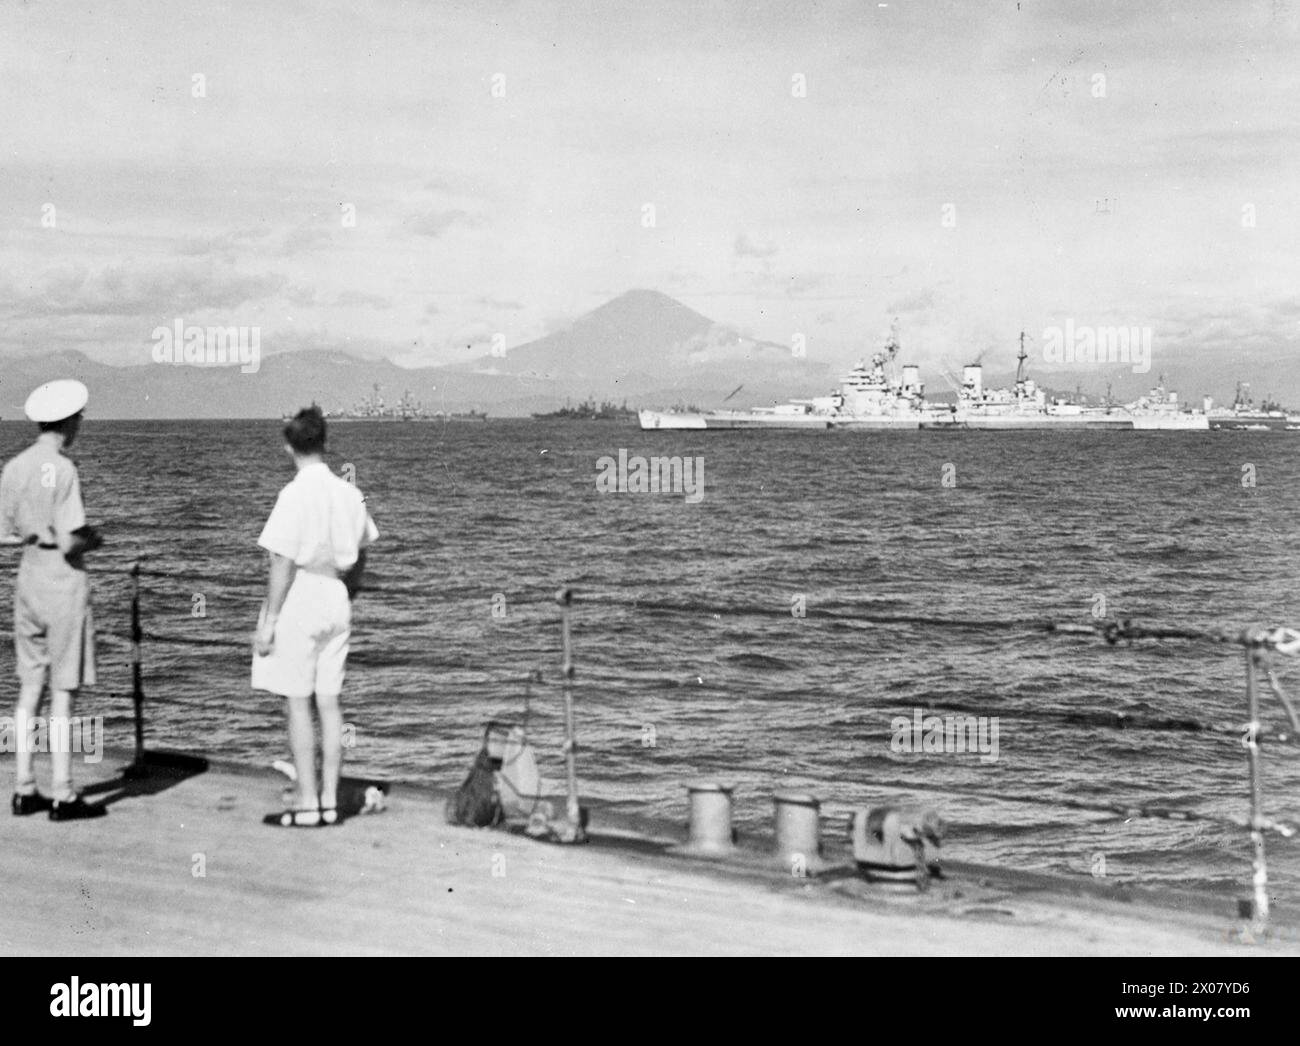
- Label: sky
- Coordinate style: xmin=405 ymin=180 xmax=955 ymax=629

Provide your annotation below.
xmin=1 ymin=0 xmax=1298 ymax=385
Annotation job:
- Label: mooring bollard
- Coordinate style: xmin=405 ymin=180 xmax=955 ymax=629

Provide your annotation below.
xmin=672 ymin=780 xmax=737 ymax=858
xmin=773 ymin=790 xmax=827 ymax=876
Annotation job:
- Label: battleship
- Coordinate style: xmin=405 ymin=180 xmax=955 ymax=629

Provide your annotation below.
xmin=925 ymin=336 xmax=1209 ymax=430
xmin=288 ymin=385 xmax=488 ymax=423
xmin=639 ymin=325 xmax=942 ymax=430
xmin=1207 ymin=383 xmax=1300 ymax=431
xmin=533 ymin=398 xmax=638 ymax=422
xmin=640 ymin=329 xmax=1212 ymax=431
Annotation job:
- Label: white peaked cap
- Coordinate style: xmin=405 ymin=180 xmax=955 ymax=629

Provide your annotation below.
xmin=24 ymin=379 xmax=89 ymax=423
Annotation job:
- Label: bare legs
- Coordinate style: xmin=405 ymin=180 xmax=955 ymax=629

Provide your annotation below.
xmin=13 ymin=682 xmax=43 ymax=796
xmin=48 ymin=689 xmax=73 ymax=800
xmin=316 ymin=691 xmax=342 ymax=811
xmin=283 ymin=691 xmax=342 ymax=812
xmin=285 ymin=694 xmax=316 ymax=811
xmin=13 ymin=682 xmax=76 ymax=801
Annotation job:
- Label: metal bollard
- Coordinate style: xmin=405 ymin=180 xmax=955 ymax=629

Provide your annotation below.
xmin=773 ymin=790 xmax=827 ymax=876
xmin=672 ymin=781 xmax=738 ymax=858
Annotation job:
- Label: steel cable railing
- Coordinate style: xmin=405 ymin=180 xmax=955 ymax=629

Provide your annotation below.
xmin=0 ymin=559 xmax=1296 ymax=928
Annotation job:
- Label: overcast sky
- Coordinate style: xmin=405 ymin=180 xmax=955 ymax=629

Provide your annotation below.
xmin=2 ymin=0 xmax=1297 ymax=379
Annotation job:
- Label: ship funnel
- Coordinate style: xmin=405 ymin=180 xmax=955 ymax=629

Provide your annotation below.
xmin=901 ymin=365 xmax=920 ymax=392
xmin=962 ymin=365 xmax=983 ymax=399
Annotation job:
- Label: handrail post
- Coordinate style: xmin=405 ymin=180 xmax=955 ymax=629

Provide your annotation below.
xmin=1245 ymin=644 xmax=1268 ymax=933
xmin=123 ymin=560 xmax=149 ymax=779
xmin=556 ymin=586 xmax=586 ymax=843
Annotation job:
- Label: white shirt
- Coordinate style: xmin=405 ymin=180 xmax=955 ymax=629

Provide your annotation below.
xmin=0 ymin=436 xmax=87 ymax=546
xmin=257 ymin=462 xmax=378 ymax=574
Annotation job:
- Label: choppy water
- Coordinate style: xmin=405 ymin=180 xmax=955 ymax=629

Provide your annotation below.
xmin=2 ymin=419 xmax=1298 ymax=906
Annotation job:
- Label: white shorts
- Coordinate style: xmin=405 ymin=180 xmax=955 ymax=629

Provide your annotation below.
xmin=251 ymin=571 xmax=351 ymax=700
xmin=13 ymin=548 xmax=97 ymax=692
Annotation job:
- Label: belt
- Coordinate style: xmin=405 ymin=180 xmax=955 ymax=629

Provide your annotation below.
xmin=297 ymin=566 xmax=342 ymax=580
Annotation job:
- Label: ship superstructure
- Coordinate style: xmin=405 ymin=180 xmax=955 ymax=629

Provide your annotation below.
xmin=633 ymin=326 xmax=1236 ymax=434
xmin=639 ymin=324 xmax=942 ymax=430
xmin=1207 ymin=382 xmax=1298 ymax=431
xmin=925 ymin=335 xmax=1208 ymax=430
xmin=532 ymin=398 xmax=637 ymax=422
xmin=299 ymin=384 xmax=488 ymax=423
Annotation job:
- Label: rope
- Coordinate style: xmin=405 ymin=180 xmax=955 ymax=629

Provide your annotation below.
xmin=24 ymin=562 xmax=1300 ymax=656
xmin=1262 ymin=664 xmax=1300 ymax=734
xmin=814 ymin=776 xmax=1296 ymax=838
xmin=904 ymin=692 xmax=1298 ymax=747
xmin=31 ymin=630 xmax=1300 ymax=746
xmin=141 ymin=631 xmax=249 ymax=650
xmin=578 ymin=595 xmax=1300 ymax=654
xmin=4 ymin=568 xmax=1300 ymax=842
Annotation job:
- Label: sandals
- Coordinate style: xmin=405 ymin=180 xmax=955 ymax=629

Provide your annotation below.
xmin=265 ymin=807 xmax=322 ymax=828
xmin=264 ymin=779 xmax=341 ymax=826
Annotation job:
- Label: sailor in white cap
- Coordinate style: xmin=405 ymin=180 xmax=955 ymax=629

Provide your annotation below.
xmin=0 ymin=379 xmax=105 ymax=820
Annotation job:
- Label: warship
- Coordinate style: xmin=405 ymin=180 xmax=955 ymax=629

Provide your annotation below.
xmin=533 ymin=398 xmax=638 ymax=422
xmin=925 ymin=337 xmax=1209 ymax=430
xmin=640 ymin=329 xmax=1212 ymax=432
xmin=1207 ymin=383 xmax=1300 ymax=431
xmin=302 ymin=385 xmax=487 ymax=423
xmin=639 ymin=325 xmax=943 ymax=430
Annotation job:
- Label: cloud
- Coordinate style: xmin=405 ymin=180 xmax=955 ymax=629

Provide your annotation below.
xmin=402 ymin=209 xmax=481 ymax=238
xmin=783 ymin=274 xmax=828 ymax=298
xmin=0 ymin=263 xmax=287 ymax=318
xmin=475 ymin=296 xmax=524 ymax=311
xmin=280 ymin=225 xmax=337 ymax=256
xmin=332 ymin=290 xmax=392 ymax=309
xmin=174 ymin=227 xmax=275 ymax=258
xmin=887 ymin=287 xmax=937 ymax=314
xmin=285 ymin=284 xmax=318 ymax=307
xmin=734 ymin=232 xmax=778 ymax=260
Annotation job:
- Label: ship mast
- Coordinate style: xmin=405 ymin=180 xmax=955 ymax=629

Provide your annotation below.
xmin=1014 ymin=331 xmax=1029 ymax=396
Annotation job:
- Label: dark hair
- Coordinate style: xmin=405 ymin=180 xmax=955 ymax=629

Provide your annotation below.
xmin=283 ymin=406 xmax=326 ymax=454
xmin=38 ymin=413 xmax=81 ymax=435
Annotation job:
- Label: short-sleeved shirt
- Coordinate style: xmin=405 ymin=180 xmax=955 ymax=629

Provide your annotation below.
xmin=0 ymin=438 xmax=87 ymax=548
xmin=257 ymin=462 xmax=378 ymax=574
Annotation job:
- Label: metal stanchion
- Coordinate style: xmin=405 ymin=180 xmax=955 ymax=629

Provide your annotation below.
xmin=555 ymin=587 xmax=586 ymax=844
xmin=123 ymin=560 xmax=150 ymax=780
xmin=1244 ymin=645 xmax=1269 ymax=933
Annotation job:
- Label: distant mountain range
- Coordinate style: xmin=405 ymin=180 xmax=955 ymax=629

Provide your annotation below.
xmin=0 ymin=289 xmax=1292 ymax=418
xmin=0 ymin=290 xmax=838 ymax=420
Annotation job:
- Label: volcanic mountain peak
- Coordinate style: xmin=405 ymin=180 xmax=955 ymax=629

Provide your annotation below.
xmin=485 ymin=288 xmax=788 ymax=382
xmin=572 ymin=288 xmax=714 ymax=338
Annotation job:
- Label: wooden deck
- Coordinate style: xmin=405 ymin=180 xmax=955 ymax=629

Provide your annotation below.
xmin=0 ymin=749 xmax=1292 ymax=956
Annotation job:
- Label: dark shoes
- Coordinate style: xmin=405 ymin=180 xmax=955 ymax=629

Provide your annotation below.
xmin=12 ymin=791 xmax=108 ymax=820
xmin=48 ymin=795 xmax=106 ymax=821
xmin=11 ymin=791 xmax=54 ymax=816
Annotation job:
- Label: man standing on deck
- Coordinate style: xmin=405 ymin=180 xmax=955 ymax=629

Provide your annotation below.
xmin=0 ymin=379 xmax=105 ymax=821
xmin=252 ymin=406 xmax=378 ymax=827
